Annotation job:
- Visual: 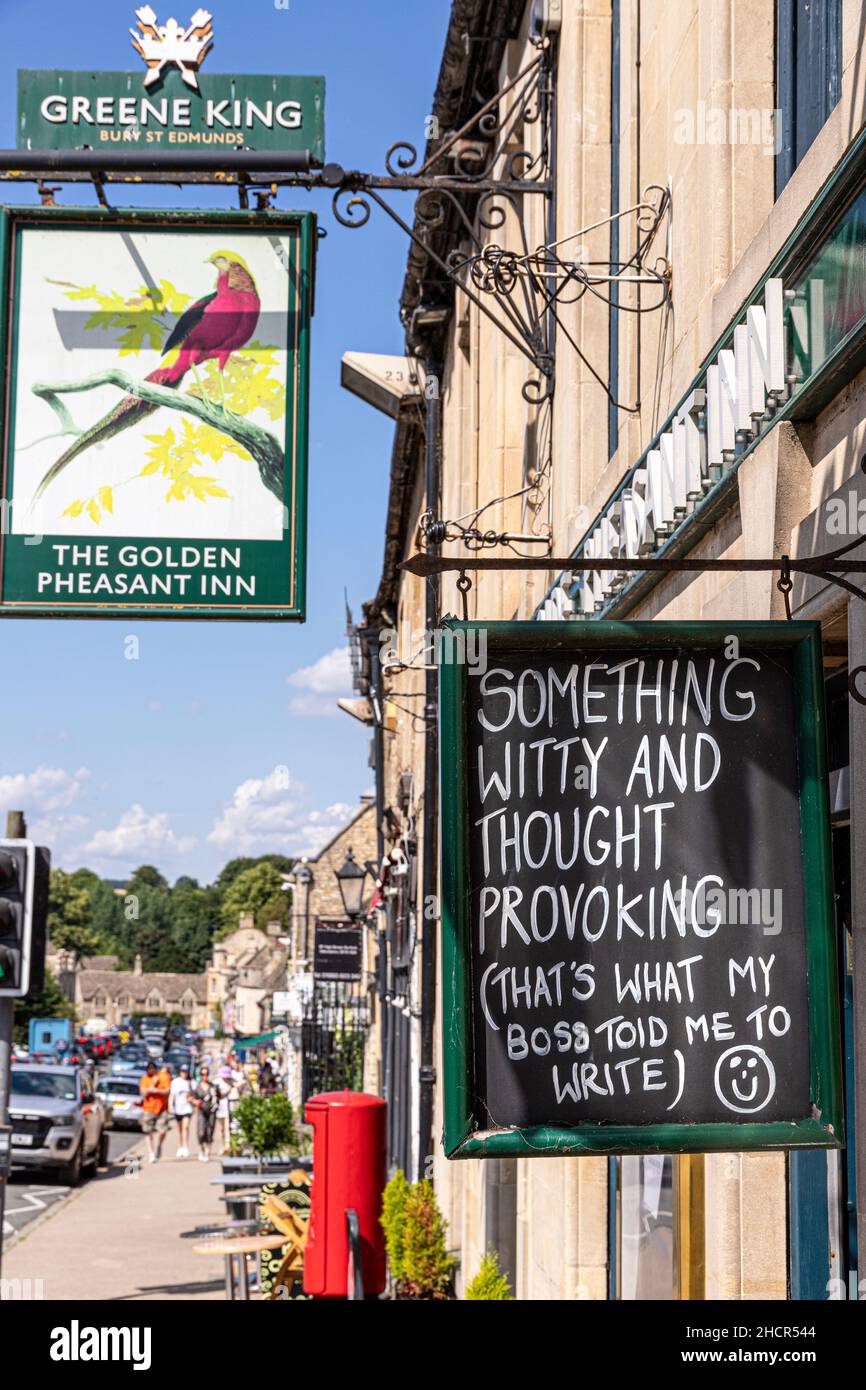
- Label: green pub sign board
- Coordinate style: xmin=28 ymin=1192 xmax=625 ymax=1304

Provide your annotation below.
xmin=17 ymin=70 xmax=325 ymax=160
xmin=439 ymin=621 xmax=843 ymax=1157
xmin=0 ymin=207 xmax=315 ymax=620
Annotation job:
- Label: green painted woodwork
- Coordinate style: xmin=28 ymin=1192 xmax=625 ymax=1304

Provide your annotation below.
xmin=0 ymin=206 xmax=315 ymax=621
xmin=439 ymin=620 xmax=844 ymax=1158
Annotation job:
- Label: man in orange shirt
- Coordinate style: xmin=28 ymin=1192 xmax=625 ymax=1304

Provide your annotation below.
xmin=139 ymin=1060 xmax=172 ymax=1162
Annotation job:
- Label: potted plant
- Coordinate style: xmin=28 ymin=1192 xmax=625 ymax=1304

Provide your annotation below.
xmin=465 ymin=1250 xmax=514 ymax=1300
xmin=381 ymin=1171 xmax=455 ymax=1299
xmin=230 ymin=1091 xmax=297 ymax=1166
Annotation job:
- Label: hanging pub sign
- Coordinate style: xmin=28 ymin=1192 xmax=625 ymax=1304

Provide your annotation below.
xmin=0 ymin=206 xmax=314 ymax=619
xmin=313 ymin=921 xmax=363 ymax=982
xmin=439 ymin=620 xmax=843 ymax=1157
xmin=17 ymin=8 xmax=325 ymax=158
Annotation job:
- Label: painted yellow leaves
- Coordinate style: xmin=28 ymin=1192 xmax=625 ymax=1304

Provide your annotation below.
xmin=53 ymin=277 xmax=285 ymax=525
xmin=53 ymin=277 xmax=193 ymax=356
xmin=61 ymin=486 xmax=115 ymax=525
xmin=141 ymin=420 xmax=233 ymax=504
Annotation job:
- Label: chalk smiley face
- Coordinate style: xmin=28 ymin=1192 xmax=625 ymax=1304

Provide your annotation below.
xmin=714 ymin=1045 xmax=776 ymax=1114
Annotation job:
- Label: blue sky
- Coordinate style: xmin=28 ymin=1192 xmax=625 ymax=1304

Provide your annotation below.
xmin=0 ymin=0 xmax=449 ymax=882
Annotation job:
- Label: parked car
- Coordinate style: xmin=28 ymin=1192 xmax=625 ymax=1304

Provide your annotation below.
xmin=111 ymin=1045 xmax=150 ymax=1077
xmin=96 ymin=1075 xmax=145 ymax=1130
xmin=163 ymin=1048 xmax=192 ymax=1075
xmin=143 ymin=1037 xmax=165 ymax=1061
xmin=8 ymin=1063 xmax=107 ymax=1184
xmin=74 ymin=1035 xmax=105 ymax=1062
xmin=139 ymin=1016 xmax=168 ymax=1042
xmin=60 ymin=1046 xmax=92 ymax=1068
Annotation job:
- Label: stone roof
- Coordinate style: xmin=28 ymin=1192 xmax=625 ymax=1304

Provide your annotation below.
xmin=233 ymin=944 xmax=287 ymax=992
xmin=77 ymin=970 xmax=207 ymax=1003
xmin=80 ymin=955 xmax=120 ymax=971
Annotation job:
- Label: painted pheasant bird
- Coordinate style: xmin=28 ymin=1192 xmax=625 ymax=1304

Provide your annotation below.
xmin=33 ymin=249 xmax=261 ymax=503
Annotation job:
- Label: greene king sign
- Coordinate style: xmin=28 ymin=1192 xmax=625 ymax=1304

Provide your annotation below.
xmin=17 ymin=7 xmax=324 ymax=156
xmin=0 ymin=208 xmax=314 ymax=620
xmin=18 ymin=69 xmax=325 ymax=157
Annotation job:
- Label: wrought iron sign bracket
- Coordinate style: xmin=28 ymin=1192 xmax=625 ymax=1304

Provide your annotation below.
xmin=400 ymin=539 xmax=866 ymax=703
xmin=0 ymin=45 xmax=560 ymax=400
xmin=0 ymin=40 xmax=672 ymax=413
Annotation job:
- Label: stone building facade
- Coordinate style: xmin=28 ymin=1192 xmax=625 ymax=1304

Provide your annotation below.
xmin=352 ymin=0 xmax=864 ymax=1301
xmin=59 ymin=951 xmax=208 ymax=1030
xmin=205 ymin=920 xmax=288 ymax=1035
xmin=283 ymin=795 xmax=378 ymax=967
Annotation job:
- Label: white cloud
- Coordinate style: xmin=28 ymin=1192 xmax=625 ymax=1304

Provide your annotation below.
xmin=0 ymin=765 xmax=94 ymax=865
xmin=0 ymin=765 xmax=91 ymax=816
xmin=287 ymin=646 xmax=352 ymax=695
xmin=84 ymin=804 xmax=196 ymax=862
xmin=287 ymin=693 xmax=340 ymax=718
xmin=208 ymin=770 xmax=356 ymax=857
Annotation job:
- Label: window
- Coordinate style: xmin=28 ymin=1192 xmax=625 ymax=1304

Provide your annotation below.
xmin=615 ymin=1155 xmax=675 ymax=1299
xmin=776 ymin=0 xmax=842 ymax=196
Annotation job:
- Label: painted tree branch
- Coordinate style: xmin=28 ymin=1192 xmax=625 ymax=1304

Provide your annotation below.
xmin=32 ymin=368 xmax=284 ymax=500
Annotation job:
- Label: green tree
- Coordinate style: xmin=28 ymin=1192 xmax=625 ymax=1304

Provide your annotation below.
xmin=127 ymin=864 xmax=169 ymax=894
xmin=254 ymin=892 xmax=290 ymax=934
xmin=402 ymin=1181 xmax=454 ymax=1299
xmin=87 ymin=878 xmax=125 ymax=956
xmin=13 ymin=969 xmax=75 ymax=1045
xmin=231 ymin=1092 xmax=296 ymax=1157
xmin=218 ymin=862 xmax=288 ymax=936
xmin=171 ymin=877 xmax=219 ymax=971
xmin=47 ymin=869 xmax=101 ymax=961
xmin=381 ymin=1169 xmax=411 ymax=1287
xmin=128 ymin=884 xmax=184 ymax=971
xmin=464 ymin=1250 xmax=514 ymax=1300
xmin=215 ymin=857 xmax=259 ymax=894
xmin=215 ymin=854 xmax=294 ymax=901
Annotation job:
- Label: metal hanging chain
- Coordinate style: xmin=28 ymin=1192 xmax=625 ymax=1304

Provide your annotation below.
xmin=456 ymin=571 xmax=472 ymax=622
xmin=777 ymin=553 xmax=793 ymax=621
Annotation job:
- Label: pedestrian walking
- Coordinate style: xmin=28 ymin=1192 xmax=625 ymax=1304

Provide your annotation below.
xmin=139 ymin=1060 xmax=171 ymax=1163
xmin=191 ymin=1065 xmax=218 ymax=1161
xmin=169 ymin=1064 xmax=194 ymax=1157
xmin=216 ymin=1065 xmax=233 ymax=1153
xmin=258 ymin=1060 xmax=277 ymax=1095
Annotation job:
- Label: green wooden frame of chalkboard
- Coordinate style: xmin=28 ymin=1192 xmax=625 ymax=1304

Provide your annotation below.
xmin=439 ymin=619 xmax=844 ymax=1159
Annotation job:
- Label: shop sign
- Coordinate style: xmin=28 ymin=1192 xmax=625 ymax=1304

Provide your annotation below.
xmin=313 ymin=922 xmax=363 ymax=982
xmin=439 ymin=620 xmax=843 ymax=1157
xmin=0 ymin=207 xmax=314 ymax=620
xmin=17 ymin=10 xmax=325 ymax=158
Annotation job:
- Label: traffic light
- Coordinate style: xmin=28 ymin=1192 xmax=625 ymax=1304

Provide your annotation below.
xmin=0 ymin=839 xmax=50 ymax=997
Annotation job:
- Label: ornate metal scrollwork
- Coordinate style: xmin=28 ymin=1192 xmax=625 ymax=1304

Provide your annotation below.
xmin=327 ymin=46 xmax=556 ymax=404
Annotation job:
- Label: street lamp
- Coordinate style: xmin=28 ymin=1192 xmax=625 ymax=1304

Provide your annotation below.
xmin=335 ymin=847 xmax=367 ymax=920
xmin=293 ymin=860 xmax=314 ymax=964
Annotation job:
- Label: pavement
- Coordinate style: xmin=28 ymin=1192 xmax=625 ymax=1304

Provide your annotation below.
xmin=3 ymin=1131 xmax=140 ymax=1240
xmin=1 ymin=1129 xmax=231 ymax=1301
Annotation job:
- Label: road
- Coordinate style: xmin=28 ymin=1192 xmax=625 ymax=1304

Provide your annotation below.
xmin=2 ymin=1128 xmax=141 ymax=1242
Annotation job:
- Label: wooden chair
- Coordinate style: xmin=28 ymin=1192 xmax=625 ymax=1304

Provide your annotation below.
xmin=260 ymin=1190 xmax=309 ymax=1299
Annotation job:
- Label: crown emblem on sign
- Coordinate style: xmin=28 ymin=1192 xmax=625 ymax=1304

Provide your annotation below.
xmin=130 ymin=6 xmax=214 ymax=91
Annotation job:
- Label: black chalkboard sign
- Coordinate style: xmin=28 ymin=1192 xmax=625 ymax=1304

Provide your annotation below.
xmin=439 ymin=621 xmax=843 ymax=1157
xmin=313 ymin=921 xmax=363 ymax=981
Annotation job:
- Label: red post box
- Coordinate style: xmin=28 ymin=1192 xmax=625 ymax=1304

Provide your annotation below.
xmin=303 ymin=1090 xmax=387 ymax=1298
